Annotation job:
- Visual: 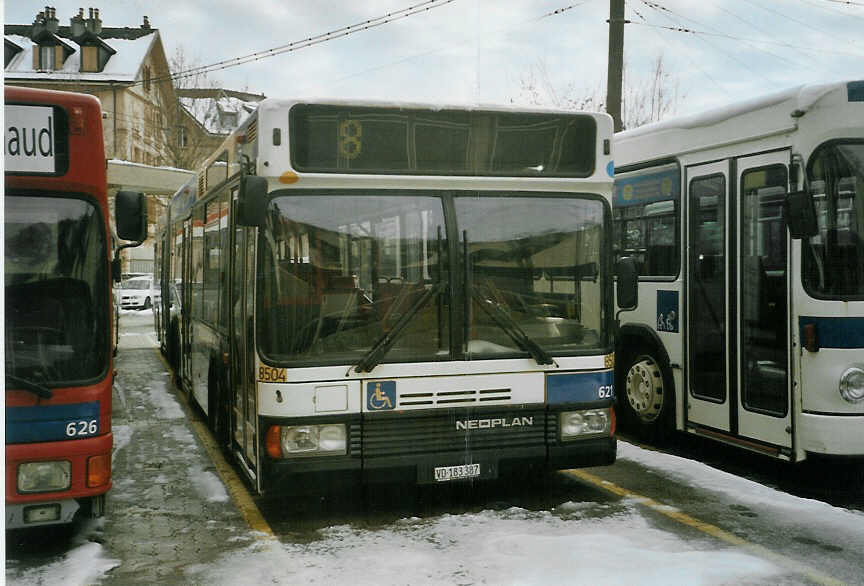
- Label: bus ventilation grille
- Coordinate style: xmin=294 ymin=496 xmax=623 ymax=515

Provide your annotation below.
xmin=398 ymin=388 xmax=511 ymax=407
xmin=246 ymin=120 xmax=257 ymax=143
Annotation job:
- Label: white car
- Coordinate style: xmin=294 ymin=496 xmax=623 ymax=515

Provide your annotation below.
xmin=118 ymin=275 xmax=154 ymax=310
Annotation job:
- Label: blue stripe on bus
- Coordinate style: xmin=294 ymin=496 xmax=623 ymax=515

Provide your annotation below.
xmin=799 ymin=317 xmax=864 ymax=349
xmin=547 ymin=371 xmax=614 ymax=404
xmin=6 ymin=401 xmax=100 ymax=443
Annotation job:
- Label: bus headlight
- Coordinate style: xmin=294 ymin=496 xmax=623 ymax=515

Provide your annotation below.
xmin=560 ymin=409 xmax=612 ymax=440
xmin=266 ymin=424 xmax=347 ymax=458
xmin=839 ymin=366 xmax=864 ymax=404
xmin=18 ymin=461 xmax=71 ymax=493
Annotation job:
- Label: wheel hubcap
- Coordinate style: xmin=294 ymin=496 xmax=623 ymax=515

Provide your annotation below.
xmin=625 ymin=358 xmax=664 ymax=423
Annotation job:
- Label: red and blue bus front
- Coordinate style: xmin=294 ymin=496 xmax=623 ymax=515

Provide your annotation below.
xmin=5 ymin=87 xmax=114 ymax=528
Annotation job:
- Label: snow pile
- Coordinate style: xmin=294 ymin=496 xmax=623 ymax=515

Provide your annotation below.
xmin=6 ymin=522 xmax=120 ymax=586
xmin=189 ymin=465 xmax=230 ymax=503
xmin=618 ymin=442 xmax=864 ymax=528
xmin=185 ymin=507 xmax=780 ymax=586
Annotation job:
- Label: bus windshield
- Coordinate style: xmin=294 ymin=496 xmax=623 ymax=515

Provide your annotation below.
xmin=257 ymin=193 xmax=607 ymax=365
xmin=458 ymin=195 xmax=606 ymax=357
xmin=804 ymin=142 xmax=864 ymax=298
xmin=5 ymin=196 xmax=109 ymax=384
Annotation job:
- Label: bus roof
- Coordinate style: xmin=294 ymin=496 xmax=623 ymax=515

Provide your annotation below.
xmin=256 ymin=96 xmax=614 ymax=118
xmin=615 ymin=80 xmax=861 ymax=167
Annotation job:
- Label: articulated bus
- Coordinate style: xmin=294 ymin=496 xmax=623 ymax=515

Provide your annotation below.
xmin=613 ymin=80 xmax=864 ymax=461
xmin=5 ymin=87 xmax=146 ymax=528
xmin=155 ymin=98 xmax=629 ymax=494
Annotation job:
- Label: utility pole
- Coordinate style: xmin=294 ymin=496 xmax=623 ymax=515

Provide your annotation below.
xmin=606 ymin=0 xmax=625 ymax=132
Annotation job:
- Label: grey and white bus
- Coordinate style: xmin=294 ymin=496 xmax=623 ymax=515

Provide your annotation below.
xmin=156 ymin=98 xmax=626 ymax=493
xmin=614 ymin=80 xmax=864 ymax=461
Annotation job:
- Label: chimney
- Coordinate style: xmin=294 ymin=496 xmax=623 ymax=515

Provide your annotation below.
xmin=32 ymin=10 xmax=47 ymax=38
xmin=85 ymin=7 xmax=102 ymax=35
xmin=70 ymin=8 xmax=86 ymax=38
xmin=141 ymin=16 xmax=151 ymax=30
xmin=45 ymin=6 xmax=60 ymax=34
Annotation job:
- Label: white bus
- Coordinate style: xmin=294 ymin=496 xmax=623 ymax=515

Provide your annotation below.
xmin=613 ymin=80 xmax=864 ymax=461
xmin=156 ymin=98 xmax=629 ymax=494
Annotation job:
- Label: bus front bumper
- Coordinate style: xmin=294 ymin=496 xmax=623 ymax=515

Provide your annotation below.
xmin=800 ymin=412 xmax=864 ymax=457
xmin=260 ymin=437 xmax=616 ymax=494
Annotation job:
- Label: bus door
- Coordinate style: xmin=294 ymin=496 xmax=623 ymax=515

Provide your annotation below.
xmin=686 ymin=161 xmax=731 ymax=431
xmin=229 ymin=189 xmax=258 ymax=475
xmin=181 ymin=218 xmax=193 ymax=388
xmin=735 ymin=152 xmax=791 ymax=448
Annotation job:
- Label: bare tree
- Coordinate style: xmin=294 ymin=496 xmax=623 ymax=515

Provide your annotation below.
xmin=160 ymin=46 xmax=221 ymax=170
xmin=514 ymin=53 xmax=681 ymax=130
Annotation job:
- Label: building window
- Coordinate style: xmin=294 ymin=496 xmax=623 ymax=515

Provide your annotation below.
xmin=142 ymin=65 xmax=151 ymax=92
xmin=39 ymin=45 xmax=57 ymax=70
xmin=178 ymin=126 xmax=188 ymax=148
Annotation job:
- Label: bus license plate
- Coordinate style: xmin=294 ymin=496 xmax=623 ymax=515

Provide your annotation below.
xmin=434 ymin=464 xmax=481 ymax=482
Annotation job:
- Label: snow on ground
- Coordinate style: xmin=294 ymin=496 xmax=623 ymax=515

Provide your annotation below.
xmin=146 ymin=379 xmax=185 ymax=420
xmin=617 ymin=441 xmax=864 ymax=529
xmin=119 ymin=308 xmax=153 ymax=316
xmin=6 ymin=521 xmax=119 ymax=586
xmin=112 ymin=423 xmax=133 ymax=453
xmin=184 ymin=506 xmax=780 ymax=586
xmin=189 ymin=466 xmax=230 ymax=503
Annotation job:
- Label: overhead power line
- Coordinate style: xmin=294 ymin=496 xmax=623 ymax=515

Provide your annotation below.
xmin=819 ymin=0 xmax=864 ymax=6
xmin=143 ymin=0 xmax=456 ymax=88
xmin=540 ymin=1 xmax=595 ymax=19
xmin=630 ymin=21 xmax=864 ymax=57
xmin=297 ymin=1 xmax=597 ymax=93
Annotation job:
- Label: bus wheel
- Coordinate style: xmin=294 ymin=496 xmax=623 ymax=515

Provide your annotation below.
xmin=622 ymin=353 xmax=673 ymax=438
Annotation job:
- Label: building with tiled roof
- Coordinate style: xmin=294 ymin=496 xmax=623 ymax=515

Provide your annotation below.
xmin=5 ymin=7 xmax=176 ymax=170
xmin=5 ymin=7 xmax=265 ymax=272
xmin=173 ymin=88 xmax=265 ymax=171
xmin=5 ymin=7 xmax=193 ymax=273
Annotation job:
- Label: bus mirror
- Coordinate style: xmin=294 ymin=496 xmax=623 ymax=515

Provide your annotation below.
xmin=784 ymin=190 xmax=818 ymax=239
xmin=237 ymin=175 xmax=268 ymax=226
xmin=116 ymin=191 xmax=147 ymax=242
xmin=616 ymin=257 xmax=639 ymax=310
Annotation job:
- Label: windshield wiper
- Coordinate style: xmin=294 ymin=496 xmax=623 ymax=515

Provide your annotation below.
xmin=463 ymin=230 xmax=553 ymax=366
xmin=472 ymin=290 xmax=555 ymax=366
xmin=352 ymin=281 xmax=446 ymax=374
xmin=6 ymin=374 xmax=53 ymax=399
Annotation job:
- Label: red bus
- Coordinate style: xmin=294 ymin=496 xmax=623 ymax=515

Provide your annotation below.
xmin=5 ymin=87 xmax=146 ymax=529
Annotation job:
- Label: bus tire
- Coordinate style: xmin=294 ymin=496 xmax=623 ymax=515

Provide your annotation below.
xmin=619 ymin=351 xmax=674 ymax=440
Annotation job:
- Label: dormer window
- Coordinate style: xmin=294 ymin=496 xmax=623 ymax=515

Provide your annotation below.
xmin=30 ymin=32 xmax=74 ymax=71
xmin=39 ymin=45 xmax=57 ymax=69
xmin=73 ymin=31 xmax=115 ymax=73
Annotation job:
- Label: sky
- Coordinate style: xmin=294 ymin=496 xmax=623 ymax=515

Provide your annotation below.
xmin=5 ymin=0 xmax=864 ymax=122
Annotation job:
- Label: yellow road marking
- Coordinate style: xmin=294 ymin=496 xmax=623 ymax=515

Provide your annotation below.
xmin=154 ymin=349 xmax=274 ymax=538
xmin=566 ymin=469 xmax=845 ymax=586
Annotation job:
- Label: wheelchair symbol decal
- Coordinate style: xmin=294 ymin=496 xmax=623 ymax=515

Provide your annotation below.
xmin=367 ymin=381 xmax=396 ymax=411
